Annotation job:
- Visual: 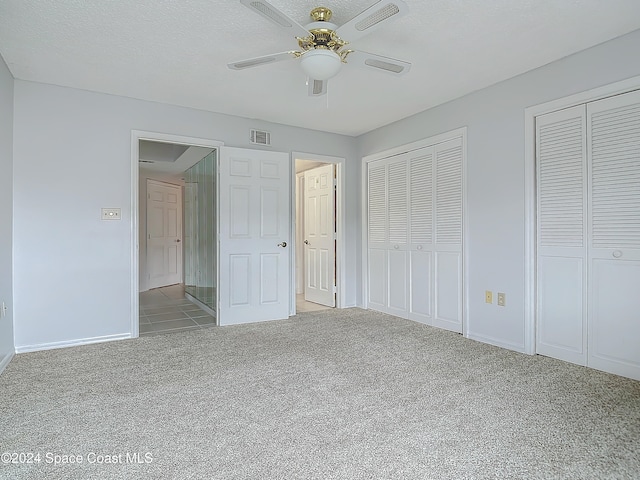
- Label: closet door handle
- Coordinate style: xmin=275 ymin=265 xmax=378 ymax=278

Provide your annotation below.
xmin=612 ymin=250 xmax=623 ymax=258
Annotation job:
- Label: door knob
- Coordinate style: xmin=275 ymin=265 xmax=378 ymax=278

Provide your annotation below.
xmin=278 ymin=242 xmax=287 ymax=248
xmin=612 ymin=250 xmax=622 ymax=258
xmin=176 ymin=239 xmax=181 ymax=242
xmin=304 ymin=240 xmax=310 ymax=245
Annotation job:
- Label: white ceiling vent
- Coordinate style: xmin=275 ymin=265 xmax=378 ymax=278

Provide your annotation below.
xmin=250 ymin=129 xmax=271 ymax=146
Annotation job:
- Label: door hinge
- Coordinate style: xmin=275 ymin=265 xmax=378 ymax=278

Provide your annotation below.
xmin=333 ymin=285 xmax=337 ymax=294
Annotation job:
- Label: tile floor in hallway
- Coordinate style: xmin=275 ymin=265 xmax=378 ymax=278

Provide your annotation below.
xmin=139 ymin=285 xmax=333 ymax=336
xmin=296 ymin=294 xmax=333 ymax=313
xmin=139 ymin=284 xmax=216 ymax=336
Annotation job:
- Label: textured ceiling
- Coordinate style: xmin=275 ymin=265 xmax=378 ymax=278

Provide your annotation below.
xmin=1 ymin=1 xmax=640 ymax=136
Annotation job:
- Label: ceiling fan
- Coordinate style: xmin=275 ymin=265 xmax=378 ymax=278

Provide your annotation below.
xmin=228 ymin=0 xmax=411 ymax=96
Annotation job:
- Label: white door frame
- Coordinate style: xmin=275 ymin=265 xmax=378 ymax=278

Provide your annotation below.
xmin=360 ymin=127 xmax=468 ymax=331
xmin=130 ymin=130 xmax=224 ymax=338
xmin=523 ymin=75 xmax=640 ymax=356
xmin=291 ymin=152 xmax=346 ymax=313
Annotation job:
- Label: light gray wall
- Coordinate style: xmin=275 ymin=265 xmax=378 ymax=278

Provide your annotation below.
xmin=357 ymin=29 xmax=640 ymax=352
xmin=12 ymin=81 xmax=358 ymax=350
xmin=0 ymin=55 xmax=14 ymax=369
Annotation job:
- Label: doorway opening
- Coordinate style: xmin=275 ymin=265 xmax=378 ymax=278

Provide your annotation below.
xmin=293 ymin=153 xmax=345 ymax=314
xmin=131 ymin=131 xmax=223 ymax=337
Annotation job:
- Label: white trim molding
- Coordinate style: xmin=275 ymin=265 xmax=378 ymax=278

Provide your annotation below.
xmin=16 ymin=334 xmax=132 ymax=354
xmin=130 ymin=131 xmax=224 ymax=338
xmin=523 ymin=75 xmax=640 ymax=356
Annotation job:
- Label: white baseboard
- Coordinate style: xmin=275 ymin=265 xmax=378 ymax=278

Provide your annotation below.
xmin=466 ymin=331 xmax=527 ymax=354
xmin=15 ymin=333 xmax=132 ymax=354
xmin=0 ymin=352 xmax=15 ymax=375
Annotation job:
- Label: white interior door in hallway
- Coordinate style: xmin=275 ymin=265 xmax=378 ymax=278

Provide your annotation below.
xmin=218 ymin=146 xmax=291 ymax=326
xmin=304 ymin=164 xmax=336 ymax=307
xmin=367 ymin=136 xmax=465 ymax=333
xmin=147 ymin=179 xmax=183 ymax=289
xmin=536 ymin=89 xmax=640 ymax=381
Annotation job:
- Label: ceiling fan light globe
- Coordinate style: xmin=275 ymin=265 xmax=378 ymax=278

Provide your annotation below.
xmin=300 ymin=49 xmax=342 ymax=81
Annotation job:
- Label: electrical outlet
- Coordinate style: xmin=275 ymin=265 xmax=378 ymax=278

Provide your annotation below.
xmin=485 ymin=291 xmax=493 ymax=304
xmin=497 ymin=292 xmax=506 ymax=307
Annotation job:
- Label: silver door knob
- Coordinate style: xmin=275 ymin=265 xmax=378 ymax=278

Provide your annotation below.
xmin=278 ymin=242 xmax=287 ymax=248
xmin=612 ymin=250 xmax=622 ymax=258
xmin=304 ymin=240 xmax=310 ymax=245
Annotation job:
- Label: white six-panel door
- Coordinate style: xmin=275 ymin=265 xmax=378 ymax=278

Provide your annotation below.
xmin=218 ymin=146 xmax=290 ymax=326
xmin=147 ymin=180 xmax=183 ymax=289
xmin=536 ymin=89 xmax=640 ymax=380
xmin=304 ymin=164 xmax=336 ymax=307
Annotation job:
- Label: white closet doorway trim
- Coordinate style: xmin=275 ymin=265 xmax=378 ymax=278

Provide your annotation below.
xmin=130 ymin=131 xmax=224 ymax=338
xmin=524 ymin=74 xmax=640 ymax=357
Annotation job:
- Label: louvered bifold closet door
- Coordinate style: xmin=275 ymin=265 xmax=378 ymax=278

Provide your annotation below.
xmin=367 ymin=156 xmax=409 ymax=317
xmin=432 ymin=138 xmax=463 ymax=333
xmin=367 ymin=161 xmax=388 ymax=311
xmin=535 ymin=105 xmax=588 ymax=365
xmin=386 ymin=156 xmax=410 ymax=316
xmin=587 ymin=89 xmax=640 ymax=380
xmin=408 ymin=148 xmax=434 ymax=323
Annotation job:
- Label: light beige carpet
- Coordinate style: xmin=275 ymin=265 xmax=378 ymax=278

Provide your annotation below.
xmin=1 ymin=308 xmax=639 ymax=479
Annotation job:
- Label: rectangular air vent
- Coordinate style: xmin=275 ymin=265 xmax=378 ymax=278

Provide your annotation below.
xmin=250 ymin=129 xmax=271 ymax=146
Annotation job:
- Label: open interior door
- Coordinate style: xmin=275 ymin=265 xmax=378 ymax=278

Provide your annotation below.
xmin=304 ymin=164 xmax=336 ymax=307
xmin=218 ymin=146 xmax=291 ymax=325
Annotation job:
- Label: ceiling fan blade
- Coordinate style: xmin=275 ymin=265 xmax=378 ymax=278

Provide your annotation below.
xmin=335 ymin=0 xmax=408 ymax=43
xmin=347 ymin=50 xmax=411 ymax=75
xmin=308 ymin=78 xmax=328 ymax=97
xmin=227 ymin=51 xmax=298 ymax=70
xmin=240 ymin=0 xmax=311 ymax=38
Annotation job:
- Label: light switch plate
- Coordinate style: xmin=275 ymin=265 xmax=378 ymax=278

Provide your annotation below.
xmin=101 ymin=208 xmax=121 ymax=220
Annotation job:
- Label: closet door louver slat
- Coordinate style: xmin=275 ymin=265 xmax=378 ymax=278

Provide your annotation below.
xmin=590 ymin=102 xmax=640 ymax=249
xmin=368 ymin=163 xmax=387 ymax=245
xmin=435 ymin=144 xmax=463 ymax=246
xmin=538 ymin=117 xmax=585 ymax=248
xmin=409 ymin=153 xmax=433 ymax=245
xmin=388 ymin=159 xmax=408 ymax=245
